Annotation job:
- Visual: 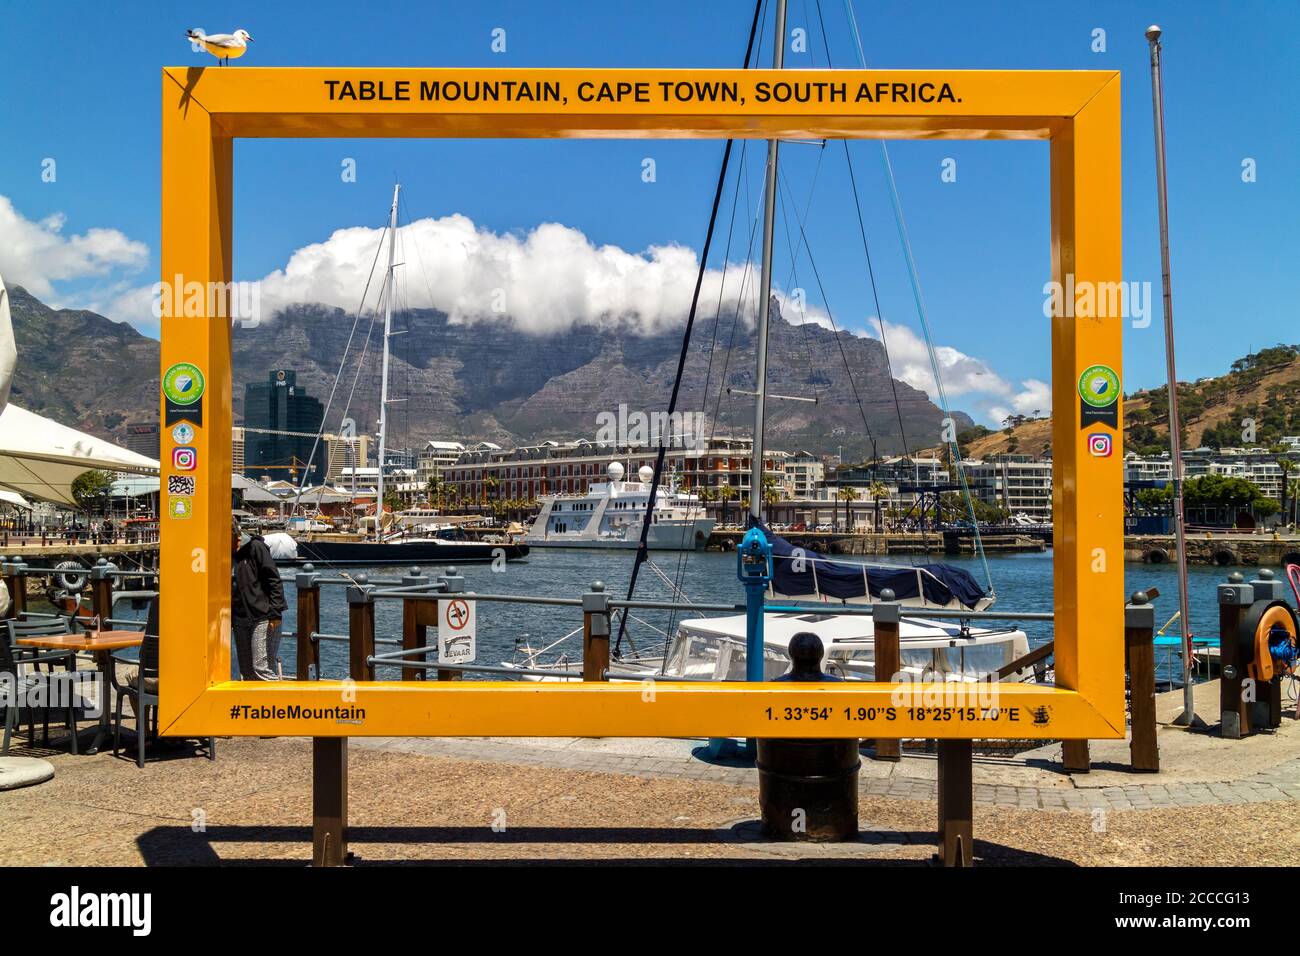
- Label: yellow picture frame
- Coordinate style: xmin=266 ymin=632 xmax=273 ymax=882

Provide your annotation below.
xmin=160 ymin=67 xmax=1124 ymax=740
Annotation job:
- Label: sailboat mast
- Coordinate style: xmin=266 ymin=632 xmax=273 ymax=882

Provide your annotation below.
xmin=1146 ymin=27 xmax=1196 ymax=725
xmin=748 ymin=0 xmax=787 ymax=522
xmin=376 ymin=183 xmax=400 ymax=542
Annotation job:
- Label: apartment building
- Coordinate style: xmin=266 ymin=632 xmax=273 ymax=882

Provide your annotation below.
xmin=963 ymin=455 xmax=1053 ymax=522
xmin=444 ymin=436 xmax=785 ymax=504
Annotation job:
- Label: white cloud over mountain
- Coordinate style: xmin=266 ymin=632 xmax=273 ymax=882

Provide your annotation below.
xmin=863 ymin=318 xmax=1051 ymax=426
xmin=0 ymin=193 xmax=1044 ymax=426
xmin=0 ymin=196 xmax=147 ymax=301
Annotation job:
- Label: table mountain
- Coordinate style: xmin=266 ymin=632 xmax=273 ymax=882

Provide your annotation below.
xmin=6 ymin=284 xmax=969 ymax=459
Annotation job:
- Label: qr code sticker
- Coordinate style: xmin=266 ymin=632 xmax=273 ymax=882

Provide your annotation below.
xmin=168 ymin=475 xmax=195 ymax=495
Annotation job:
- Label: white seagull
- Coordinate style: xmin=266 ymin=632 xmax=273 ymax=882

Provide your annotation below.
xmin=185 ymin=28 xmax=253 ymax=66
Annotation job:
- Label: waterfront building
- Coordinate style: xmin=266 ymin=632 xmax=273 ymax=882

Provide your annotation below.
xmin=963 ymin=455 xmax=1053 ymax=522
xmin=323 ymin=433 xmax=372 ymax=483
xmin=416 ymin=440 xmax=467 ymax=488
xmin=1124 ymin=452 xmax=1173 ymax=483
xmin=1183 ymin=447 xmax=1286 ymax=500
xmin=445 ymin=435 xmax=785 ymax=508
xmin=783 ymin=449 xmax=824 ymax=498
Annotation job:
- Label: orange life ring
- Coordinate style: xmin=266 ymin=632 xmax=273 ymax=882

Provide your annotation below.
xmin=1243 ymin=602 xmax=1297 ymax=682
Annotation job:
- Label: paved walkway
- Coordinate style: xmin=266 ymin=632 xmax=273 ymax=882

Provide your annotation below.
xmin=356 ymin=680 xmax=1300 ymax=814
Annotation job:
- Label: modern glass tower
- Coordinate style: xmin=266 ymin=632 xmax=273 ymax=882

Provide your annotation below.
xmin=241 ymin=370 xmax=326 ymax=483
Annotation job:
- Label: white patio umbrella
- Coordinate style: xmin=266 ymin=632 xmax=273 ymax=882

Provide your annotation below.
xmin=0 ymin=277 xmax=16 ymax=414
xmin=0 ymin=404 xmax=159 ymax=507
xmin=0 ymin=274 xmax=157 ymax=507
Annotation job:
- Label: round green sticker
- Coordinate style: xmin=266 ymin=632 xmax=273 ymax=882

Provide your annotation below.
xmin=163 ymin=363 xmax=205 ymax=406
xmin=1078 ymin=364 xmax=1120 ymax=407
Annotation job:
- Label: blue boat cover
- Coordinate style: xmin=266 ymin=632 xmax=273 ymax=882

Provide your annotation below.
xmin=753 ymin=520 xmax=988 ymax=610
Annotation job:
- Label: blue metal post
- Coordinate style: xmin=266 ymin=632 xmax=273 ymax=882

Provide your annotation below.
xmin=737 ymin=527 xmax=773 ymax=682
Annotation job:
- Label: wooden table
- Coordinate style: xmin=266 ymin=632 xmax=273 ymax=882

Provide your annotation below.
xmin=16 ymin=630 xmax=143 ymax=754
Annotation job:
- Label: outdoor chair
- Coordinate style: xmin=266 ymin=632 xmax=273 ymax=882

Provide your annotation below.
xmin=1 ymin=621 xmax=80 ymax=755
xmin=6 ymin=617 xmax=76 ymax=662
xmin=111 ymin=601 xmax=216 ymax=768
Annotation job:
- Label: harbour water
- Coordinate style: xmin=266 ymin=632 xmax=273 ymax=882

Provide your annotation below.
xmin=270 ymin=549 xmax=1275 ymax=685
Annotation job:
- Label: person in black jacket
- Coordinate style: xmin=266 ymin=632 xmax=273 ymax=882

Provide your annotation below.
xmin=231 ymin=519 xmax=287 ymax=680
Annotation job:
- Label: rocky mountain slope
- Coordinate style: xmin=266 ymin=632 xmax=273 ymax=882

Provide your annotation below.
xmin=7 ymin=284 xmax=970 ymax=457
xmin=950 ymin=346 xmax=1300 ymax=459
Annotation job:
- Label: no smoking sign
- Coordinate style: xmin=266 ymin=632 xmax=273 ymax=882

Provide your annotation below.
xmin=438 ymin=598 xmax=476 ymax=665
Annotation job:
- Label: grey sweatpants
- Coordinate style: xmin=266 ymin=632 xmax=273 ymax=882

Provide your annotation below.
xmin=234 ymin=618 xmax=282 ymax=681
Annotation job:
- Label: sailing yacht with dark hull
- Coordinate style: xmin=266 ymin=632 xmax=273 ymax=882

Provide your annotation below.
xmin=275 ymin=184 xmax=529 ymax=569
xmin=287 ymin=533 xmax=527 ymax=567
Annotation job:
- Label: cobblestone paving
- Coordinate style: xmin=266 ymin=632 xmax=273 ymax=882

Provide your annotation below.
xmin=362 ymin=736 xmax=1300 ymax=813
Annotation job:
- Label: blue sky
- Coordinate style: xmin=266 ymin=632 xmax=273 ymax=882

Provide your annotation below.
xmin=0 ymin=0 xmax=1295 ymax=426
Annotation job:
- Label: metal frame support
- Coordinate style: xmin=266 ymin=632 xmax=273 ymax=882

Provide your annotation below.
xmin=1218 ymin=572 xmax=1254 ymax=739
xmin=89 ymin=558 xmax=117 ymax=628
xmin=1061 ymin=739 xmax=1090 ymax=773
xmin=1249 ymin=568 xmax=1285 ymax=602
xmin=937 ymin=738 xmax=973 ymax=866
xmin=346 ymin=575 xmax=376 ymax=682
xmin=400 ymin=567 xmax=430 ymax=682
xmin=737 ymin=526 xmax=773 ymax=682
xmin=441 ymin=566 xmax=464 ymax=594
xmin=871 ymin=589 xmax=901 ymax=761
xmin=582 ymin=581 xmax=611 ymax=682
xmin=312 ymin=737 xmax=348 ymax=867
xmin=295 ymin=563 xmax=321 ymax=681
xmin=1125 ymin=591 xmax=1158 ymax=771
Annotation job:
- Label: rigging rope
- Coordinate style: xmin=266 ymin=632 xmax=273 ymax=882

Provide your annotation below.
xmin=833 ymin=0 xmax=995 ymax=595
xmin=614 ymin=0 xmax=766 ymax=657
xmin=288 ymin=219 xmax=389 ymax=517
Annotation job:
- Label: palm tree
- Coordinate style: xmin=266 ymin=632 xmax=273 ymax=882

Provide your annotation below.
xmin=761 ymin=475 xmax=781 ymax=516
xmin=717 ymin=484 xmax=737 ymax=528
xmin=837 ymin=485 xmax=860 ymax=533
xmin=425 ymin=474 xmax=448 ymax=511
xmin=696 ymin=484 xmax=715 ymax=519
xmin=481 ymin=474 xmax=499 ymax=515
xmin=869 ymin=480 xmax=889 ymax=532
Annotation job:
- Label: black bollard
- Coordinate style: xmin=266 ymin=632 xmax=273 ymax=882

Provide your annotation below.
xmin=757 ymin=632 xmax=860 ymax=842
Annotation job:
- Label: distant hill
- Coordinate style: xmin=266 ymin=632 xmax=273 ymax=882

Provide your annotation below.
xmin=5 ymin=285 xmax=158 ymax=436
xmin=942 ymin=345 xmax=1300 ymax=459
xmin=5 ymin=284 xmax=973 ymax=457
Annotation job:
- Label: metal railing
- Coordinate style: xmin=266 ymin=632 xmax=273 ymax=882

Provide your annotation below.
xmin=284 ymin=559 xmax=1067 ymax=689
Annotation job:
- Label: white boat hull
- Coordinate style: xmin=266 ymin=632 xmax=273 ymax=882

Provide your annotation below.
xmin=526 ymin=518 xmax=713 ymax=551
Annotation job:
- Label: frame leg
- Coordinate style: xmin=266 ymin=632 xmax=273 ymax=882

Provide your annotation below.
xmin=312 ymin=738 xmax=348 ymax=867
xmin=1061 ymin=739 xmax=1090 ymax=773
xmin=937 ymin=739 xmax=973 ymax=867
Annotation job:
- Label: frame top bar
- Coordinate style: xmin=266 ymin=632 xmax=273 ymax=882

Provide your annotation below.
xmin=164 ymin=67 xmax=1116 ymax=140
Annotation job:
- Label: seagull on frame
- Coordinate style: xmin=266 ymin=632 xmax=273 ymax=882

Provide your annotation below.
xmin=185 ymin=29 xmax=253 ymax=66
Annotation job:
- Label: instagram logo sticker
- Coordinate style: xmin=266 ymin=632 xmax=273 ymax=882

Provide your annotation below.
xmin=1087 ymin=432 xmax=1113 ymax=458
xmin=172 ymin=447 xmax=197 ymax=471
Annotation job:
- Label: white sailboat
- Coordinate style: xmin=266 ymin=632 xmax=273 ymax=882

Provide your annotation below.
xmin=279 ymin=185 xmax=529 ymax=567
